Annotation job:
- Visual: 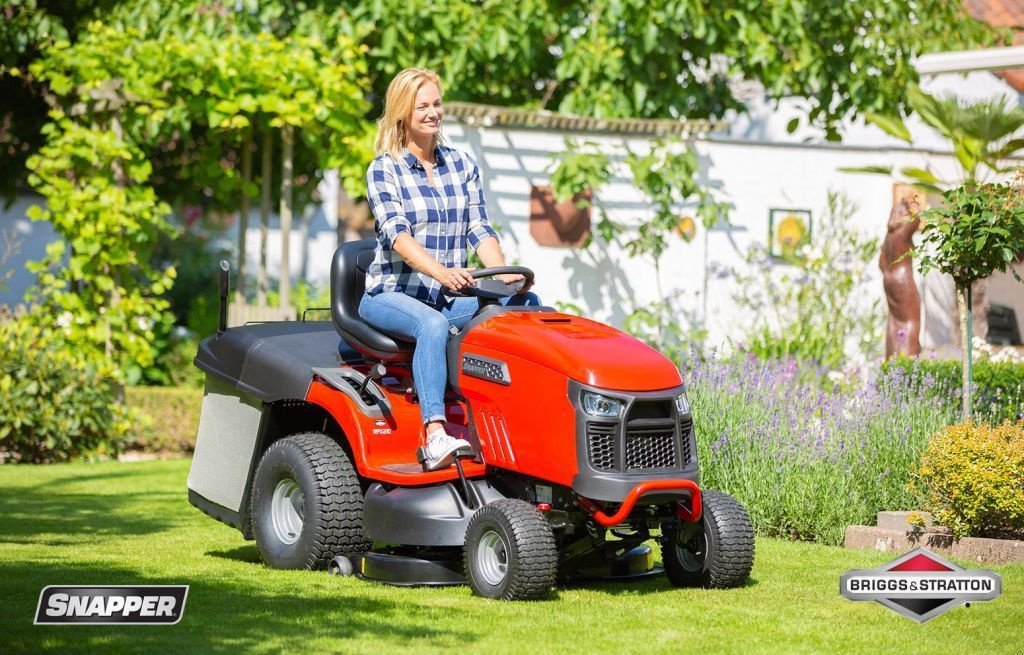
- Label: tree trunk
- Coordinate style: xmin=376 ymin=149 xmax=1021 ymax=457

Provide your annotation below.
xmin=299 ymin=202 xmax=314 ymax=283
xmin=258 ymin=130 xmax=272 ymax=306
xmin=957 ymin=284 xmax=973 ymax=420
xmin=279 ymin=125 xmax=294 ymax=313
xmin=236 ymin=127 xmax=253 ymax=302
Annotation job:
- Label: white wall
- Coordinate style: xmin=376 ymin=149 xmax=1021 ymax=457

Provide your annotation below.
xmin=0 ymin=194 xmax=57 ymax=309
xmin=443 ymin=120 xmax=984 ymax=353
xmin=4 ymin=70 xmax=1020 ymax=349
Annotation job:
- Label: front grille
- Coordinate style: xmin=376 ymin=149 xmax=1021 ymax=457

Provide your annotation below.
xmin=679 ymin=417 xmax=693 ymax=462
xmin=586 ymin=422 xmax=617 ymax=470
xmin=624 ymin=423 xmax=677 ymax=469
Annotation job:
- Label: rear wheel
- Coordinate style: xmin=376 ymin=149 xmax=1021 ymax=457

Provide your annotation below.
xmin=464 ymin=499 xmax=557 ymax=600
xmin=251 ymin=432 xmax=371 ymax=569
xmin=662 ymin=490 xmax=754 ymax=588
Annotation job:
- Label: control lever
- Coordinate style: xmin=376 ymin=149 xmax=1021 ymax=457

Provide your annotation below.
xmin=358 ymin=363 xmax=387 ymax=398
xmin=217 ymin=260 xmax=230 ymax=335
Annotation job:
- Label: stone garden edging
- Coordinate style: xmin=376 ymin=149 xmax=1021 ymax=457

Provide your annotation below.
xmin=844 ymin=511 xmax=1024 ymax=565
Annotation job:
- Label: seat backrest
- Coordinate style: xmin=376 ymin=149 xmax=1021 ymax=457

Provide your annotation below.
xmin=331 ymin=240 xmax=414 ymax=361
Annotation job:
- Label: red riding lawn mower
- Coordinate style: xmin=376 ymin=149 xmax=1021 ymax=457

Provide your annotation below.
xmin=188 ymin=240 xmax=755 ymax=600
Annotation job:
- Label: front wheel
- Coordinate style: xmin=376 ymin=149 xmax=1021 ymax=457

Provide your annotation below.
xmin=662 ymin=490 xmax=754 ymax=588
xmin=464 ymin=499 xmax=557 ymax=600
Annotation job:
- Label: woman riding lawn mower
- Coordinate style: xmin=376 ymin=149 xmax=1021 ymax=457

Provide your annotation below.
xmin=186 ymin=242 xmax=755 ymax=600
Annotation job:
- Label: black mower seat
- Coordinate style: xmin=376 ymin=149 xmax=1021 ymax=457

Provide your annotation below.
xmin=331 ymin=239 xmax=415 ymax=362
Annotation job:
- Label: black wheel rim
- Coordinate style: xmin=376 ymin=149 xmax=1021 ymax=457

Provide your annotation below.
xmin=675 ymin=530 xmax=707 ymax=573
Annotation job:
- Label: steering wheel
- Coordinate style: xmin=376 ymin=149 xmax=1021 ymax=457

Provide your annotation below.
xmin=451 ymin=266 xmax=535 ymax=300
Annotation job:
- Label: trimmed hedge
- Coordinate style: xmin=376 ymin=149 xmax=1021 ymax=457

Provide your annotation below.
xmin=912 ymin=420 xmax=1024 ymax=539
xmin=125 ymin=386 xmax=203 ymax=454
xmin=882 ymin=356 xmax=1024 ymax=423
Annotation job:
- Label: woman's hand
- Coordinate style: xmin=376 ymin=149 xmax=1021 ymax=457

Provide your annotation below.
xmin=434 ymin=266 xmax=476 ymax=292
xmin=496 ymin=273 xmax=534 ymax=294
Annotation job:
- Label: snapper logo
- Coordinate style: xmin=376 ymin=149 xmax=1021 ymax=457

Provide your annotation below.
xmin=35 ymin=586 xmax=188 ymax=625
xmin=840 ymin=548 xmax=1001 ymax=623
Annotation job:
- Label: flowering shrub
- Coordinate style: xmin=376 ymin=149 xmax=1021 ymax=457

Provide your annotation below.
xmin=911 ymin=421 xmax=1024 ymax=539
xmin=687 ymin=355 xmax=953 ymax=545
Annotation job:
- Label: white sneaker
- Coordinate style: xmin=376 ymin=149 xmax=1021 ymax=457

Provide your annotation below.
xmin=419 ymin=432 xmax=473 ymax=471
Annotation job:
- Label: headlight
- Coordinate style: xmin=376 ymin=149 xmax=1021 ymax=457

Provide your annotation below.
xmin=581 ymin=391 xmax=623 ymax=418
xmin=675 ymin=392 xmax=691 ymax=415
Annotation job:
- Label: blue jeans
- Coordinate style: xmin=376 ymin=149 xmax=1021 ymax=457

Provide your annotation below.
xmin=359 ymin=291 xmax=541 ymax=425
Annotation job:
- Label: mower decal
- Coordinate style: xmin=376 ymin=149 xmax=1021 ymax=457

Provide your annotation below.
xmin=840 ymin=548 xmax=1001 ymax=623
xmin=372 ymin=419 xmax=392 ymax=435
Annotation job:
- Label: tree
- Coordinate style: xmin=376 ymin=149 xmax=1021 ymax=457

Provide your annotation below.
xmin=855 ymin=86 xmax=1024 ymax=189
xmin=4 ymin=1 xmax=1001 ymax=208
xmin=28 ymin=19 xmax=370 ymax=310
xmin=347 ymin=0 xmax=998 ymax=136
xmin=916 ymin=177 xmax=1024 ymax=419
xmin=22 ymin=17 xmax=370 ymax=380
xmin=25 ymin=116 xmax=176 ymax=381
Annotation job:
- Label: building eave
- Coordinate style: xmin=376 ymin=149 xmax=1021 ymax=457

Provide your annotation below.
xmin=444 ymin=101 xmax=727 ymax=138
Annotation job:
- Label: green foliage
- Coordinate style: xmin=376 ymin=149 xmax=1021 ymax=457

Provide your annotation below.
xmin=730 ymin=192 xmax=881 ymax=372
xmin=0 ymin=317 xmax=131 ymax=463
xmin=549 ymin=142 xmax=612 ymax=208
xmin=124 ymin=385 xmax=203 ymax=453
xmin=350 ymin=0 xmax=996 ymax=136
xmin=4 ymin=1 xmax=1001 ymax=206
xmin=30 ymin=20 xmax=371 ymax=212
xmin=0 ymin=0 xmax=115 ymax=205
xmin=855 ymin=86 xmax=1024 ymax=191
xmin=24 ymin=116 xmax=176 ymax=375
xmin=917 ymin=176 xmax=1024 ymax=289
xmin=882 ymin=356 xmax=1024 ymax=424
xmin=266 ymin=280 xmax=331 ymax=315
xmin=912 ymin=420 xmax=1024 ymax=539
xmin=547 ymin=140 xmax=616 ymax=242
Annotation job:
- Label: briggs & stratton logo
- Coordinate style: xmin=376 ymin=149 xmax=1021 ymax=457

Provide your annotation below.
xmin=35 ymin=586 xmax=188 ymax=625
xmin=840 ymin=548 xmax=1001 ymax=623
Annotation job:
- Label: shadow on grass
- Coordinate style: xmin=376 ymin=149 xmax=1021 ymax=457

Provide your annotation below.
xmin=207 ymin=544 xmax=262 ymax=564
xmin=24 ymin=465 xmax=175 ymax=490
xmin=568 ymin=573 xmax=760 ymax=597
xmin=0 ymin=484 xmax=182 ymax=542
xmin=3 ymin=559 xmax=481 ymax=654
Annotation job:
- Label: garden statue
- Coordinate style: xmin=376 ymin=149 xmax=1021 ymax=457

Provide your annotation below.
xmin=881 ymin=183 xmax=923 ymax=357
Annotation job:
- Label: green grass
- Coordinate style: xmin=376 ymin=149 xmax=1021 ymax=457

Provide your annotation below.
xmin=1 ymin=459 xmax=1022 ymax=655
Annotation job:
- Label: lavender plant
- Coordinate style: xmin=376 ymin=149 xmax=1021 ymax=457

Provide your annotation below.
xmin=687 ymin=355 xmax=953 ymax=545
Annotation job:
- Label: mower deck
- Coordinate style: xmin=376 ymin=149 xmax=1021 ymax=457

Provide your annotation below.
xmin=340 ymin=545 xmax=661 ymax=587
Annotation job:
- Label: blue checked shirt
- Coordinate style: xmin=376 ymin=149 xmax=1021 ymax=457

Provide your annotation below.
xmin=364 ymin=145 xmax=498 ymax=307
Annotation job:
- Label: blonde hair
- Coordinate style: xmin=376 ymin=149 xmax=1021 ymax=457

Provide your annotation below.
xmin=374 ymin=67 xmax=445 ymax=160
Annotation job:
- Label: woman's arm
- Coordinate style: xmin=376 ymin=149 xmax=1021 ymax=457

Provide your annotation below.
xmin=393 ymin=233 xmax=475 ymax=292
xmin=475 ymin=237 xmax=534 ymax=293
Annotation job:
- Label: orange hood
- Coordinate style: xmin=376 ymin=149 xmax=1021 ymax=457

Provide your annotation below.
xmin=459 ymin=312 xmax=683 ymax=392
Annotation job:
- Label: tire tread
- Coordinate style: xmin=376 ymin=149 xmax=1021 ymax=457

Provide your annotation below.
xmin=662 ymin=490 xmax=754 ymax=589
xmin=252 ymin=432 xmax=371 ymax=570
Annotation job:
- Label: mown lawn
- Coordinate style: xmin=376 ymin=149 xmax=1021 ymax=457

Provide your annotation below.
xmin=1 ymin=459 xmax=1021 ymax=655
